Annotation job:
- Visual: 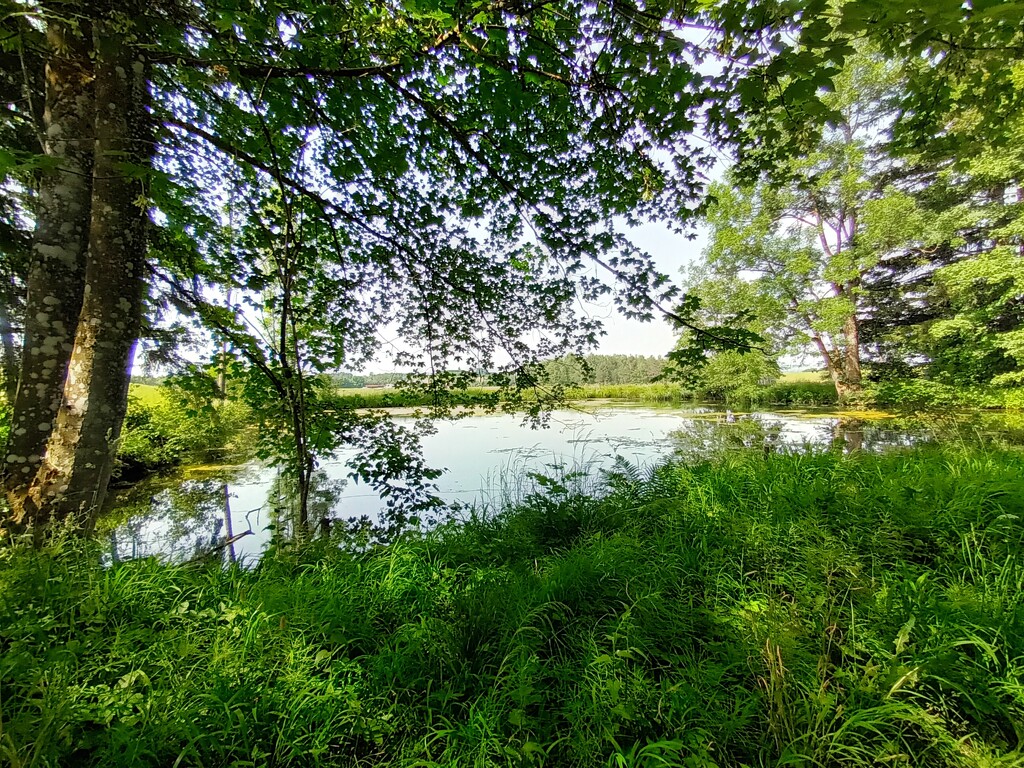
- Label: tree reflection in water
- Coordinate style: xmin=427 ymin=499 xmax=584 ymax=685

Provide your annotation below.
xmin=101 ymin=476 xmax=234 ymax=563
xmin=669 ymin=410 xmax=1024 ymax=461
xmin=265 ymin=470 xmax=345 ymax=544
xmin=99 ymin=408 xmax=1024 ymax=563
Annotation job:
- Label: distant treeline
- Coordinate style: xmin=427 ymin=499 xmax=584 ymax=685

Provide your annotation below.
xmin=544 ymin=354 xmax=667 ymax=385
xmin=328 ymin=355 xmax=668 ymax=390
xmin=329 ymin=371 xmax=408 ymax=388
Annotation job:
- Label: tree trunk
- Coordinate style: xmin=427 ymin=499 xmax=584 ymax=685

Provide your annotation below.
xmin=827 ymin=365 xmax=854 ymax=405
xmin=813 ymin=318 xmax=862 ymax=405
xmin=840 ymin=313 xmax=863 ymax=400
xmin=810 ymin=333 xmax=847 ymax=402
xmin=222 ymin=481 xmax=236 ymax=563
xmin=19 ymin=22 xmax=151 ymax=533
xmin=0 ymin=296 xmax=18 ymax=403
xmin=3 ymin=17 xmax=93 ymax=511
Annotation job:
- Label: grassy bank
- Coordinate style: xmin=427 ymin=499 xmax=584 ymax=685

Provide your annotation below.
xmin=2 ymin=446 xmax=1023 ymax=766
xmin=332 ymin=381 xmax=841 ymax=408
xmin=330 ymin=383 xmax=691 ymax=408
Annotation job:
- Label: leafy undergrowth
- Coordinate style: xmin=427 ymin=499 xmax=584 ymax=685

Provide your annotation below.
xmin=864 ymin=380 xmax=1024 ymax=411
xmin=2 ymin=448 xmax=1024 ymax=767
xmin=116 ymin=388 xmax=251 ymax=479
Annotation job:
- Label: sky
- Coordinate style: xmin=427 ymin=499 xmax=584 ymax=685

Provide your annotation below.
xmin=574 ymin=221 xmax=709 ymax=358
xmin=359 ymin=220 xmax=711 ymax=373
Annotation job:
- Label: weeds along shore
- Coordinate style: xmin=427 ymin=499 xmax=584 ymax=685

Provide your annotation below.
xmin=2 ymin=445 xmax=1023 ymax=767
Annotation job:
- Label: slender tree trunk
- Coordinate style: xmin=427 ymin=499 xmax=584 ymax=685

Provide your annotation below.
xmin=217 ymin=290 xmax=232 ymax=400
xmin=284 ymin=370 xmax=313 ymax=535
xmin=840 ymin=313 xmax=862 ymax=400
xmin=222 ymin=481 xmax=236 ymax=563
xmin=22 ymin=22 xmax=151 ymax=532
xmin=3 ymin=17 xmax=93 ymax=513
xmin=0 ymin=297 xmax=18 ymax=403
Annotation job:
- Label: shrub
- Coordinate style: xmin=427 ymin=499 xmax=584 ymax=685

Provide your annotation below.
xmin=749 ymin=380 xmax=838 ymax=405
xmin=866 ymin=379 xmax=1024 ymax=410
xmin=117 ymin=388 xmax=250 ymax=477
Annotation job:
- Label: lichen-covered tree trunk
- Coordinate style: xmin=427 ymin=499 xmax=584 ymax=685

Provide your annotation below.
xmin=21 ymin=22 xmax=150 ymax=532
xmin=2 ymin=18 xmax=93 ymax=512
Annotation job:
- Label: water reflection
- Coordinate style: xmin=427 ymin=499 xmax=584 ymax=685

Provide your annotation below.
xmin=100 ymin=405 xmax=1024 ymax=563
xmin=104 ymin=475 xmax=234 ymax=564
xmin=264 ymin=470 xmax=346 ymax=540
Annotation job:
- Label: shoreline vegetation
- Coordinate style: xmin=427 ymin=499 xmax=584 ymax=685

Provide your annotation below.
xmin=325 ymin=379 xmax=1024 ymax=412
xmin=2 ymin=445 xmax=1022 ymax=766
xmin=103 ymin=375 xmax=1024 ymax=481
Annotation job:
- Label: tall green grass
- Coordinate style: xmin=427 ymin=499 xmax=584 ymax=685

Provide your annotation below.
xmin=563 ymin=383 xmax=687 ymax=402
xmin=2 ymin=446 xmax=1023 ymax=766
xmin=332 ymin=383 xmax=692 ymax=408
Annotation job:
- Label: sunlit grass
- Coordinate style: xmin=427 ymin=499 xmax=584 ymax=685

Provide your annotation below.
xmin=126 ymin=382 xmax=166 ymax=407
xmin=778 ymin=370 xmax=829 ymax=383
xmin=2 ymin=445 xmax=1023 ymax=766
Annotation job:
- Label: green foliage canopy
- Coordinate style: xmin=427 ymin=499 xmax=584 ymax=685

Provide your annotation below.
xmin=124 ymin=0 xmax=825 ymax=509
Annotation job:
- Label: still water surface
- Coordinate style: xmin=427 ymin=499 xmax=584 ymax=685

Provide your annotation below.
xmin=101 ymin=403 xmax=1019 ymax=563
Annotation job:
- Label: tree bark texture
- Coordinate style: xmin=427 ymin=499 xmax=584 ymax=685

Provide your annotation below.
xmin=841 ymin=313 xmax=863 ymax=394
xmin=3 ymin=18 xmax=93 ymax=512
xmin=18 ymin=21 xmax=151 ymax=532
xmin=815 ymin=314 xmax=863 ymax=405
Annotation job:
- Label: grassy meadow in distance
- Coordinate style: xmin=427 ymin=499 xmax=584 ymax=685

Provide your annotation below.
xmin=778 ymin=371 xmax=830 ymax=383
xmin=2 ymin=446 xmax=1023 ymax=767
xmin=126 ymin=383 xmax=165 ymax=407
xmin=329 ymin=378 xmax=839 ymax=409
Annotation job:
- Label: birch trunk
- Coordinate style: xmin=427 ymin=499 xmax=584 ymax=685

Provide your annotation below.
xmin=23 ymin=22 xmax=150 ymax=532
xmin=3 ymin=18 xmax=93 ymax=516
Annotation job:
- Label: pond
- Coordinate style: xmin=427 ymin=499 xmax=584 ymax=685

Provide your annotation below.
xmin=100 ymin=403 xmax=1024 ymax=563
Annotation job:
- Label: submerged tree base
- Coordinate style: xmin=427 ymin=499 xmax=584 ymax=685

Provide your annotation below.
xmin=1 ymin=446 xmax=1023 ymax=767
